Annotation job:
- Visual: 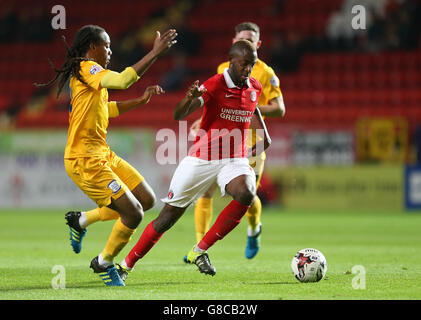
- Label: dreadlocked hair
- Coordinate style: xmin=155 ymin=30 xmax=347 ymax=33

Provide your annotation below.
xmin=34 ymin=25 xmax=106 ymax=98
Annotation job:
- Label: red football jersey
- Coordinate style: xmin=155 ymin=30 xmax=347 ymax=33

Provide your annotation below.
xmin=189 ymin=69 xmax=262 ymax=160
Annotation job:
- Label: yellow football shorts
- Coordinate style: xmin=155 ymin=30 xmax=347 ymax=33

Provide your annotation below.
xmin=64 ymin=150 xmax=144 ymax=207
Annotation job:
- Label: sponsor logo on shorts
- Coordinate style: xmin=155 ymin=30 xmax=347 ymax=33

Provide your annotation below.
xmin=167 ymin=190 xmax=174 ymax=199
xmin=108 ymin=180 xmax=122 ymax=194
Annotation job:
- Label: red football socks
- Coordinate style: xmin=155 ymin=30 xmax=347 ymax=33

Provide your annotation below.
xmin=124 ymin=221 xmax=163 ymax=269
xmin=124 ymin=200 xmax=250 ymax=267
xmin=198 ymin=199 xmax=250 ymax=251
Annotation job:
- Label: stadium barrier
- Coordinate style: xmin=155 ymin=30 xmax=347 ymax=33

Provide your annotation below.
xmin=0 ymin=129 xmax=177 ymax=208
xmin=0 ymin=129 xmax=415 ymax=213
xmin=266 ymin=165 xmax=404 ymax=212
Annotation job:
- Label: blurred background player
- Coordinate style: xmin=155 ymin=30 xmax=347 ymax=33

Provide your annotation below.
xmin=185 ymin=22 xmax=285 ymax=261
xmin=119 ymin=40 xmax=271 ymax=278
xmin=35 ymin=25 xmax=177 ymax=286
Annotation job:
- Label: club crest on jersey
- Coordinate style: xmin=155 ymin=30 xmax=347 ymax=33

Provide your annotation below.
xmin=107 ymin=179 xmax=121 ymax=194
xmin=90 ymin=64 xmax=103 ymax=75
xmin=270 ymin=75 xmax=280 ymax=87
xmin=250 ymin=91 xmax=257 ymax=102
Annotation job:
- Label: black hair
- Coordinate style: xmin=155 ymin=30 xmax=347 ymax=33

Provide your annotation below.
xmin=229 ymin=39 xmax=257 ymax=58
xmin=34 ymin=25 xmax=106 ymax=98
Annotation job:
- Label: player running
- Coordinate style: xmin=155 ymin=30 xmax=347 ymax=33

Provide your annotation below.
xmin=185 ymin=22 xmax=285 ymax=261
xmin=35 ymin=25 xmax=177 ymax=286
xmin=118 ymin=40 xmax=271 ymax=279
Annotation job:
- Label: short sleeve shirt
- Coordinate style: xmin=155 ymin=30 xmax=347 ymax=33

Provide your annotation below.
xmin=189 ymin=69 xmax=262 ymax=160
xmin=65 ymin=61 xmax=114 ymax=158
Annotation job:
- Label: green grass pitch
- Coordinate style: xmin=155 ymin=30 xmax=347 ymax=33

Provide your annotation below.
xmin=1 ymin=206 xmax=420 ymax=300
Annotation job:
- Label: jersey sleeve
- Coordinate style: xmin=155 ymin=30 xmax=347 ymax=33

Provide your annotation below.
xmin=107 ymin=101 xmax=119 ymax=118
xmin=255 ymin=78 xmax=263 ymax=102
xmin=198 ymin=77 xmax=215 ymax=106
xmin=262 ymin=67 xmax=282 ymax=102
xmin=80 ymin=61 xmax=110 ymax=90
xmin=100 ymin=67 xmax=139 ymax=89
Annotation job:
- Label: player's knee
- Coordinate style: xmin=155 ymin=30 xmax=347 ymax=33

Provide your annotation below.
xmin=235 ymin=188 xmax=256 ymax=206
xmin=126 ymin=201 xmax=144 ymax=227
xmin=134 ymin=201 xmax=144 ymax=221
xmin=141 ymin=192 xmax=156 ymax=211
xmin=154 ymin=217 xmax=175 ymax=233
xmin=153 ymin=205 xmax=185 ymax=233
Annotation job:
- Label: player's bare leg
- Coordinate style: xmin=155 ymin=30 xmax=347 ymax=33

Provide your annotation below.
xmin=90 ymin=190 xmax=143 ymax=286
xmin=188 ymin=174 xmax=256 ymax=275
xmin=183 ymin=182 xmax=218 ymax=263
xmin=131 ymin=180 xmax=156 ymax=212
xmin=66 ymin=180 xmax=155 ymax=257
xmin=153 ymin=204 xmax=188 ymax=233
xmin=120 ymin=204 xmax=187 ymax=276
xmin=225 ymin=174 xmax=256 ymax=206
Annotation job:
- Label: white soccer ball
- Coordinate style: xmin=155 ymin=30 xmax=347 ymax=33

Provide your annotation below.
xmin=291 ymin=248 xmax=327 ymax=283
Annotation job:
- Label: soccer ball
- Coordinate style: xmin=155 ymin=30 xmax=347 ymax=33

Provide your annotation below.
xmin=291 ymin=248 xmax=327 ymax=283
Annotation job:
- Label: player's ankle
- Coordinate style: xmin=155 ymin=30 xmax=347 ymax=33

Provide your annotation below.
xmin=98 ymin=253 xmax=113 ymax=268
xmin=120 ymin=259 xmax=133 ymax=271
xmin=194 ymin=245 xmax=206 ymax=254
xmin=79 ymin=212 xmax=89 ymax=229
xmin=247 ymin=222 xmax=262 ymax=237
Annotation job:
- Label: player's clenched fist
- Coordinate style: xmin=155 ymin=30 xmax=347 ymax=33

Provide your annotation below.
xmin=145 ymin=85 xmax=164 ymax=96
xmin=186 ymin=80 xmax=207 ymax=100
xmin=173 ymin=81 xmax=207 ymax=120
xmin=141 ymin=85 xmax=164 ymax=104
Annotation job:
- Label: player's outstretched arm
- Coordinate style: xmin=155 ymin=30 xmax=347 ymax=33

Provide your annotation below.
xmin=131 ymin=29 xmax=178 ymax=77
xmin=256 ymin=96 xmax=286 ymax=117
xmin=115 ymin=85 xmax=164 ymax=116
xmin=100 ymin=30 xmax=177 ymax=91
xmin=248 ymin=107 xmax=272 ymax=157
xmin=173 ymin=80 xmax=206 ymax=120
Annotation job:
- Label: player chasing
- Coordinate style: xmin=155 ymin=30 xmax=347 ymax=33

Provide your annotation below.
xmin=35 ymin=25 xmax=177 ymax=286
xmin=184 ymin=22 xmax=285 ymax=261
xmin=117 ymin=40 xmax=271 ymax=279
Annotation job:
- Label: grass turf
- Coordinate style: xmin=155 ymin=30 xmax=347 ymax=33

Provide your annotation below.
xmin=0 ymin=207 xmax=420 ymax=300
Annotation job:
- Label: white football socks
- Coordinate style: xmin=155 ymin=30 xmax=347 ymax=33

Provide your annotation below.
xmin=98 ymin=253 xmax=113 ymax=268
xmin=247 ymin=222 xmax=262 ymax=237
xmin=78 ymin=212 xmax=89 ymax=229
xmin=194 ymin=245 xmax=206 ymax=253
xmin=120 ymin=259 xmax=133 ymax=271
